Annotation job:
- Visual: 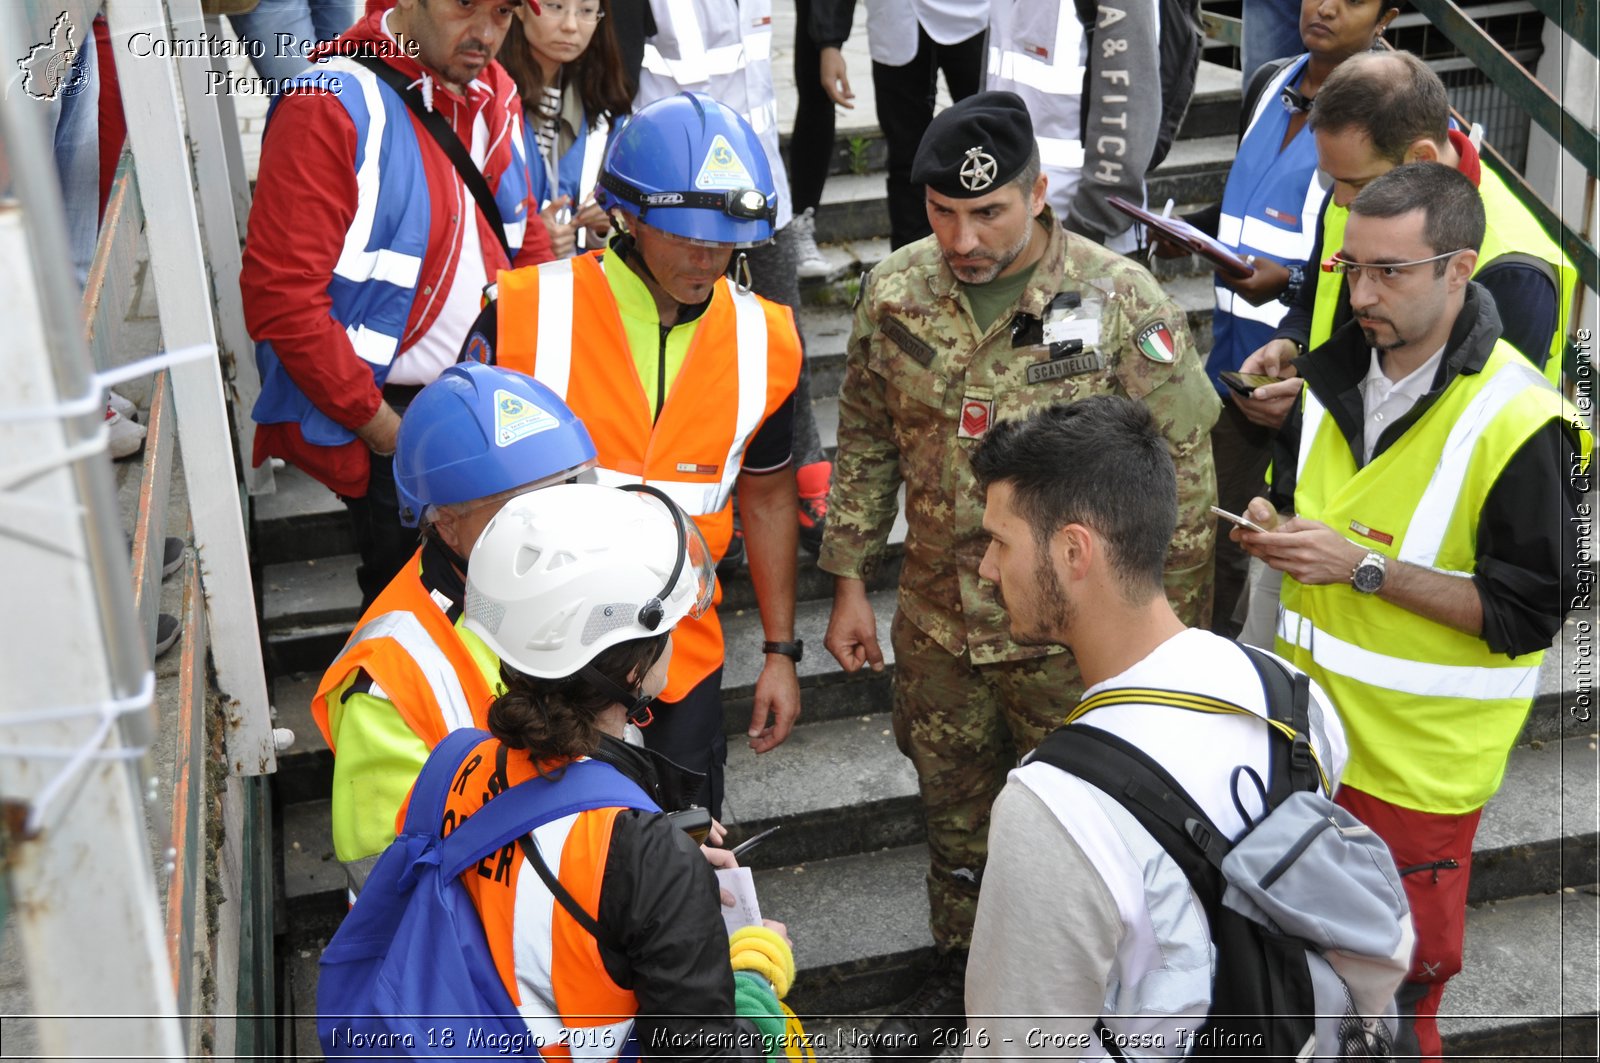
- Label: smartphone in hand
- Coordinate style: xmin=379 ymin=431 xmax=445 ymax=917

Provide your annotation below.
xmin=1210 ymin=505 xmax=1269 ymax=534
xmin=1219 ymin=371 xmax=1282 ymax=398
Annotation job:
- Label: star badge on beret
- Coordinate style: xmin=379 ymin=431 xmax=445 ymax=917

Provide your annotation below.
xmin=959 ymin=147 xmax=998 ymax=192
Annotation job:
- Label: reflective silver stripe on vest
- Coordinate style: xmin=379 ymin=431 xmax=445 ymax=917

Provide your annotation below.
xmin=578 ymin=115 xmax=610 ymax=205
xmin=1297 ymin=387 xmax=1328 ymax=486
xmin=512 ymin=811 xmax=636 ymax=1060
xmin=328 ymin=60 xmax=424 ymax=293
xmin=1277 ymin=607 xmax=1539 ymax=701
xmin=533 ymin=257 xmax=577 ymax=398
xmin=331 ymin=610 xmax=476 ymax=733
xmin=1398 ymin=359 xmax=1550 ymax=568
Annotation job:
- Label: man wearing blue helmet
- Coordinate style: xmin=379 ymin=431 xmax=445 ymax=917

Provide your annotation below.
xmin=460 ymin=92 xmax=805 ymax=819
xmin=311 ymin=362 xmax=601 ymax=891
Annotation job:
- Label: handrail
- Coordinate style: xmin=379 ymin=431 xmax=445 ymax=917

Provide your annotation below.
xmin=1522 ymin=0 xmax=1599 ymax=60
xmin=1406 ymin=0 xmax=1599 ymax=295
xmin=1410 ymin=0 xmax=1599 ymax=178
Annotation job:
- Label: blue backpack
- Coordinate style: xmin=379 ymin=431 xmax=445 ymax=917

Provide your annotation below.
xmin=317 ymin=728 xmax=659 ymax=1058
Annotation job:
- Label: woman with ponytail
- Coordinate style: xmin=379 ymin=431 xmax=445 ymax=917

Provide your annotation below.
xmin=438 ymin=482 xmax=799 ymax=1060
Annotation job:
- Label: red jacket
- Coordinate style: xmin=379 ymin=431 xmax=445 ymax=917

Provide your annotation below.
xmin=241 ymin=6 xmax=553 ymax=496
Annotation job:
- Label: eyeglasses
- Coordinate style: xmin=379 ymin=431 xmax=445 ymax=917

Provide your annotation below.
xmin=538 ymin=0 xmax=604 ymax=23
xmin=1320 ymin=248 xmax=1469 ymax=286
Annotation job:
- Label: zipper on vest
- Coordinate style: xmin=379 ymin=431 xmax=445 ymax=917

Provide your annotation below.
xmin=655 ymin=325 xmax=669 ymax=422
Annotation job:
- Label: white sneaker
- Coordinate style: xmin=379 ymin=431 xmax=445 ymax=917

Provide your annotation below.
xmin=106 ymin=404 xmax=147 ymax=460
xmin=106 ymin=389 xmax=138 ymax=423
xmin=792 ymin=207 xmax=831 ymax=279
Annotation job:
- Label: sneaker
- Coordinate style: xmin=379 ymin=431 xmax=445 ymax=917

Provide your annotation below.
xmin=106 ymin=404 xmax=147 ymax=460
xmin=106 ymin=390 xmax=138 ymax=423
xmin=161 ymin=537 xmax=185 ymax=580
xmin=792 ymin=207 xmax=831 ymax=279
xmin=717 ymin=521 xmax=746 ymax=578
xmin=869 ymin=948 xmax=968 ymax=1059
xmin=796 ymin=460 xmax=831 ymax=556
xmin=153 ymin=612 xmax=181 ymax=658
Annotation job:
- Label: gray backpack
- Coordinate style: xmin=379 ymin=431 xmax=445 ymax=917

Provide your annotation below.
xmin=1029 ymin=645 xmax=1413 ymax=1060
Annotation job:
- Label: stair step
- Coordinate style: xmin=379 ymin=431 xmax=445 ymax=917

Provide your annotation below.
xmin=718 ymin=587 xmax=900 ymax=736
xmin=278 ymin=729 xmax=1600 ymax=947
xmin=722 ymin=713 xmax=923 ymax=870
xmin=253 ymin=463 xmax=349 ymax=565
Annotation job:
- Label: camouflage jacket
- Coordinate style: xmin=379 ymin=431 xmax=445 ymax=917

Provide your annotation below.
xmin=819 ymin=209 xmax=1221 ymax=665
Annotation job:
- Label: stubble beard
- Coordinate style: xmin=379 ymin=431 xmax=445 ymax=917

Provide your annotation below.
xmin=1007 ymin=553 xmax=1074 ymax=648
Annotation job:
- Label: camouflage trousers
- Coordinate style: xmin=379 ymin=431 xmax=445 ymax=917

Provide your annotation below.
xmin=889 ymin=609 xmax=1083 ymax=950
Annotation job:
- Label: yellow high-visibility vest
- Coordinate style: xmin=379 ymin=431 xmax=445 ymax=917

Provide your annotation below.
xmin=1278 ymin=340 xmax=1591 ymax=812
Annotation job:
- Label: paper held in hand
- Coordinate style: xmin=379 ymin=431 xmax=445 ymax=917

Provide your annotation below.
xmin=1110 ymin=195 xmax=1256 ymax=279
xmin=715 ymin=867 xmax=764 ymax=935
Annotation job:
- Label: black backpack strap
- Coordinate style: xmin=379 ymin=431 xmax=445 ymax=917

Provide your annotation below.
xmin=1240 ymin=55 xmax=1297 ymax=138
xmin=1029 ymin=725 xmax=1231 ymax=876
xmin=518 ymin=834 xmax=605 ymax=938
xmin=1236 ymin=645 xmax=1319 ymax=798
xmin=347 ymin=51 xmax=514 ymax=261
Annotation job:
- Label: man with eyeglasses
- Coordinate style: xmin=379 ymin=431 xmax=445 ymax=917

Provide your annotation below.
xmin=1231 ymin=163 xmax=1590 ymax=1062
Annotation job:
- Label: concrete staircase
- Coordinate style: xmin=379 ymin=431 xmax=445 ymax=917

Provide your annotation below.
xmin=261 ymin=64 xmax=1598 ymax=1060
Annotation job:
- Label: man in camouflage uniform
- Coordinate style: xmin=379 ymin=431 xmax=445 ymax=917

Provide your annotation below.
xmin=819 ymin=92 xmax=1220 ymax=1058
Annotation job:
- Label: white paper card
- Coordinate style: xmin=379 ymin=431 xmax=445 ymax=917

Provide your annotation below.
xmin=715 ymin=867 xmax=763 ymax=934
xmin=1044 ymin=316 xmax=1101 ymax=347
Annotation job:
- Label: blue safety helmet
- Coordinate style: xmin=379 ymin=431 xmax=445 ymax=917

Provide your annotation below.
xmin=597 ymin=92 xmax=777 ymax=248
xmin=393 ymin=364 xmax=597 ymax=528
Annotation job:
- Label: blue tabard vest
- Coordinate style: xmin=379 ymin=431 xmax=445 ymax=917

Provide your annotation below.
xmin=252 ymin=58 xmax=531 ymax=446
xmin=1206 ymin=54 xmax=1330 ymax=393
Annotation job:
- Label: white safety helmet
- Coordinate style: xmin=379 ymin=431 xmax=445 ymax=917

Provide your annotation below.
xmin=462 ymin=483 xmax=716 ymax=680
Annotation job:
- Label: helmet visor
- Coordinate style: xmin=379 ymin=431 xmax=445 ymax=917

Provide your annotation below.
xmin=620 ymin=485 xmax=716 ymax=623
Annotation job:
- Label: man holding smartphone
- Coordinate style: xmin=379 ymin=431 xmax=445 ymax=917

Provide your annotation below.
xmin=1233 ymin=164 xmax=1587 ymax=1060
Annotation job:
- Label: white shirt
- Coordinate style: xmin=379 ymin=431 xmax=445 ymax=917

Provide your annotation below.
xmin=967 ymin=629 xmax=1347 ymax=1058
xmin=1358 ymin=344 xmax=1444 ymax=464
xmin=867 ymin=0 xmax=990 ymax=67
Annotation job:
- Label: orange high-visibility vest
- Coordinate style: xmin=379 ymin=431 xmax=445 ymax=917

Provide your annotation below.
xmin=496 ymin=252 xmax=802 ymax=700
xmin=312 ymin=549 xmax=496 ymax=752
xmin=443 ymin=736 xmax=637 ymax=1061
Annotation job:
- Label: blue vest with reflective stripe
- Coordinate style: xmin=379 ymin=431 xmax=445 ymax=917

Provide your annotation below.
xmin=1207 ymin=55 xmax=1329 ymax=391
xmin=252 ymin=59 xmax=529 ymax=445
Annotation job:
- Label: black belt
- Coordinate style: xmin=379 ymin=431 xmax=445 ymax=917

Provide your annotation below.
xmin=382 ymin=383 xmax=424 ymax=410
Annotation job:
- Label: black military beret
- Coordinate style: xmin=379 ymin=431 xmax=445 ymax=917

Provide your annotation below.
xmin=911 ymin=91 xmax=1035 ymax=199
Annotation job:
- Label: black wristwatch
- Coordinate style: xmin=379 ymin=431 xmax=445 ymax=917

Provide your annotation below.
xmin=1278 ymin=263 xmax=1306 ymax=306
xmin=762 ymin=640 xmax=804 ymax=662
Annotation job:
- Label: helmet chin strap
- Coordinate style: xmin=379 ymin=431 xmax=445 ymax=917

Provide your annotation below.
xmin=579 ymin=663 xmax=658 ymax=727
xmin=579 ymin=632 xmax=671 ymax=727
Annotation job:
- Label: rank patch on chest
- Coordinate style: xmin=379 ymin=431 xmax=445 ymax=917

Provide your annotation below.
xmin=676 ymin=462 xmax=719 ymax=475
xmin=958 ymin=397 xmax=993 ymax=439
xmin=881 ymin=315 xmax=936 ymax=366
xmin=1027 ymin=350 xmax=1105 ymax=384
xmin=492 ymin=389 xmax=558 ymax=446
xmin=1135 ymin=321 xmax=1178 ymax=363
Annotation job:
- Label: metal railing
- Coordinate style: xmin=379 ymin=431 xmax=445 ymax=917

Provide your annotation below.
xmin=1203 ymin=1 xmax=1598 ymax=342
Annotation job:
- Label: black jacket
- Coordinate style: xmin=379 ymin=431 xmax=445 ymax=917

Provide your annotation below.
xmin=586 ymin=735 xmax=768 ymax=1061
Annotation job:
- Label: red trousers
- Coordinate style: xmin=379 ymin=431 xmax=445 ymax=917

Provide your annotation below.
xmin=1336 ymin=786 xmax=1483 ymax=1062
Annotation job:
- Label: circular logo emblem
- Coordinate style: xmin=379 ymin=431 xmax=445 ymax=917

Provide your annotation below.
xmin=958 ymin=147 xmax=998 ymax=192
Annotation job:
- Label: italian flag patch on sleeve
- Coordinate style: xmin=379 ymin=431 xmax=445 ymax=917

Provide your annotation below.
xmin=1135 ymin=321 xmax=1177 ymax=363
